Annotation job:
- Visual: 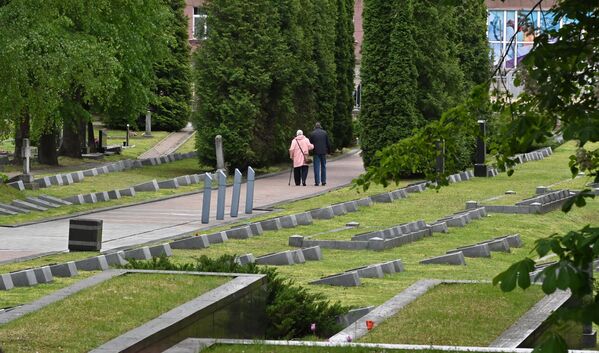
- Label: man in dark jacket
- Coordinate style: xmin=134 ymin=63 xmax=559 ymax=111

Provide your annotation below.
xmin=309 ymin=122 xmax=331 ymax=186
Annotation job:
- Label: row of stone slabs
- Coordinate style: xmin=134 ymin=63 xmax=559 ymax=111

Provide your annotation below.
xmin=469 ymin=188 xmax=578 ymax=215
xmin=6 ymin=151 xmax=198 ymax=191
xmin=0 ymin=173 xmax=207 ymax=216
xmin=0 ymin=243 xmax=173 ymax=291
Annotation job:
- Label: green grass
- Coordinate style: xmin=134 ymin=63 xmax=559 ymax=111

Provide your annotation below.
xmin=359 ymin=283 xmax=544 ymax=346
xmin=0 ymin=252 xmax=98 ymax=274
xmin=0 ymin=184 xmax=25 ymax=204
xmin=0 ymin=273 xmax=228 ymax=353
xmin=175 ymin=132 xmax=197 ymax=153
xmin=97 ymin=129 xmax=169 ymax=161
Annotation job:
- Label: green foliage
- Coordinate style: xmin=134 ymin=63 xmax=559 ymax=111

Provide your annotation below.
xmin=331 ymin=0 xmax=355 ymax=151
xmin=355 ymin=85 xmax=489 ymax=190
xmin=359 ymin=0 xmax=420 ymax=167
xmin=146 ymin=0 xmax=192 ymax=132
xmin=124 ymin=254 xmax=348 ymax=339
xmin=193 ymin=0 xmax=352 ymax=169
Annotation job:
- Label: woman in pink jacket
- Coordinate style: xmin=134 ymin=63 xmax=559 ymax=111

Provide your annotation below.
xmin=289 ymin=130 xmax=314 ymax=186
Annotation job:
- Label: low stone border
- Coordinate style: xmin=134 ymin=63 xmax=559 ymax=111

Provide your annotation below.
xmin=309 ymin=259 xmax=404 ymax=286
xmin=467 ymin=189 xmax=576 ymax=215
xmin=163 ymin=338 xmax=596 ymax=353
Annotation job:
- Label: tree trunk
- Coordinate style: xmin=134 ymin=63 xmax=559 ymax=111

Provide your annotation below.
xmin=38 ymin=129 xmax=59 ymax=166
xmin=87 ymin=121 xmax=96 ymax=153
xmin=59 ymin=117 xmax=84 ymax=158
xmin=13 ymin=114 xmax=30 ymax=166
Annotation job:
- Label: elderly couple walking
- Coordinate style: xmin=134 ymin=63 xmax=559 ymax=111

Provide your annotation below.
xmin=289 ymin=122 xmax=331 ymax=186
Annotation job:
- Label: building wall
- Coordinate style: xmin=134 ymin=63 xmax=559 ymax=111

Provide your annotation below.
xmin=354 ymin=0 xmax=363 ymax=64
xmin=185 ymin=0 xmax=206 ymax=49
xmin=485 ymin=0 xmax=556 ymax=10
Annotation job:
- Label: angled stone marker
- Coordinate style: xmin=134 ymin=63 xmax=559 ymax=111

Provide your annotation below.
xmin=34 ymin=176 xmax=52 ymax=188
xmin=74 ymin=255 xmax=109 ymax=271
xmin=71 ymin=171 xmax=85 ymax=183
xmin=202 ymin=173 xmax=213 ymax=224
xmin=279 ymin=215 xmax=298 ymax=228
xmin=64 ymin=195 xmax=85 ymax=205
xmin=309 ymin=271 xmax=361 ymax=287
xmin=0 ymin=273 xmax=14 ymax=290
xmin=371 ymin=192 xmax=393 ymax=203
xmin=392 ymin=260 xmax=405 ymax=272
xmin=104 ymin=251 xmax=128 ymax=266
xmin=225 ymin=226 xmax=252 ymax=239
xmin=107 ymin=190 xmax=121 ymax=200
xmin=380 ymin=261 xmax=397 ymax=274
xmin=288 ymin=235 xmax=304 ymax=247
xmin=301 ymin=246 xmax=323 ymax=261
xmin=81 ymin=193 xmax=98 ymax=204
xmin=260 ymin=218 xmax=282 ymax=231
xmin=236 ymin=253 xmax=255 ymax=265
xmin=33 ymin=266 xmax=53 ymax=283
xmin=245 ymin=166 xmax=255 ymax=214
xmin=157 ymin=178 xmax=179 ymax=189
xmin=0 ymin=207 xmax=17 ymax=216
xmin=331 ymin=203 xmax=348 ymax=216
xmin=484 ymin=238 xmax=511 ymax=252
xmin=448 ymin=243 xmax=491 ymax=258
xmin=149 ymin=243 xmax=173 ymax=258
xmin=420 ymin=252 xmax=466 ymax=265
xmin=94 ymin=191 xmax=110 ymax=202
xmin=355 ymin=265 xmax=384 ymax=278
xmin=49 ymin=261 xmax=79 ymax=277
xmin=133 ymin=180 xmax=160 ymax=192
xmin=206 ymin=231 xmax=227 ymax=244
xmin=170 ymin=235 xmax=210 ymax=249
xmin=356 ymin=197 xmax=373 ymax=207
xmin=11 ymin=269 xmax=38 ymax=287
xmin=310 ymin=206 xmax=335 ymax=220
xmin=291 ymin=250 xmax=306 ymax=264
xmin=83 ymin=168 xmax=99 ymax=177
xmin=25 ymin=197 xmax=60 ymax=209
xmin=38 ymin=195 xmax=72 ymax=206
xmin=119 ymin=187 xmax=136 ymax=197
xmin=12 ymin=199 xmax=47 ymax=212
xmin=216 ymin=170 xmax=227 ymax=220
xmin=295 ymin=212 xmax=313 ymax=225
xmin=123 ymin=247 xmax=152 ymax=260
xmin=175 ymin=175 xmax=192 ymax=186
xmin=255 ymin=251 xmax=295 ymax=266
xmin=49 ymin=174 xmax=64 ymax=186
xmin=7 ymin=180 xmax=25 ymax=191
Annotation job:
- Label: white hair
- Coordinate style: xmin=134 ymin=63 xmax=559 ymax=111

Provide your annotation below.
xmin=296 ymin=130 xmax=303 ymax=136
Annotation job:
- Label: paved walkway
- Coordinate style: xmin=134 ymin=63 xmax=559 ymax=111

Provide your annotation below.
xmin=138 ymin=123 xmax=195 ymax=159
xmin=0 ymin=152 xmax=365 ymax=262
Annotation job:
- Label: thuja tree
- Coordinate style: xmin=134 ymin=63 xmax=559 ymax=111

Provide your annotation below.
xmin=147 ymin=0 xmax=192 ymax=132
xmin=331 ymin=0 xmax=356 ymax=151
xmin=194 ymin=0 xmax=291 ymax=168
xmin=359 ymin=0 xmax=420 ymax=167
xmin=453 ymin=0 xmax=490 ymax=89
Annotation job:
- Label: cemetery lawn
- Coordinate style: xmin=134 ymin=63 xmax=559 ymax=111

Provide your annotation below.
xmin=359 ymin=283 xmax=544 ymax=346
xmin=0 ymin=273 xmax=228 ymax=353
xmin=96 ymin=129 xmax=169 ymax=161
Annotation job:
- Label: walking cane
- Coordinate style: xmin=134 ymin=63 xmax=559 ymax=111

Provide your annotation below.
xmin=288 ymin=163 xmax=293 ymax=186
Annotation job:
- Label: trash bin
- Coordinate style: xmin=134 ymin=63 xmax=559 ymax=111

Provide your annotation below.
xmin=68 ymin=219 xmax=103 ymax=251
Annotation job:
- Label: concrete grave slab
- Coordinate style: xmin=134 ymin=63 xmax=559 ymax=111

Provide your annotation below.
xmin=107 ymin=190 xmax=121 ymax=200
xmin=459 ymin=171 xmax=470 ymax=181
xmin=82 ymin=193 xmax=98 ymax=204
xmin=380 ymin=261 xmax=397 ymax=274
xmin=390 ymin=189 xmax=408 ymax=200
xmin=309 ymin=271 xmax=361 ymax=287
xmin=60 ymin=173 xmax=74 ymax=185
xmin=310 ymin=207 xmax=335 ymax=219
xmin=119 ymin=187 xmax=136 ymax=197
xmin=225 ymin=226 xmax=252 ymax=239
xmin=75 ymin=256 xmax=109 ymax=271
xmin=484 ymin=238 xmax=511 ymax=252
xmin=301 ymin=246 xmax=322 ymax=261
xmin=249 ymin=223 xmax=263 ymax=236
xmin=420 ymin=252 xmax=466 ymax=265
xmin=206 ymin=232 xmax=228 ymax=244
xmin=83 ymin=168 xmax=99 ymax=177
xmin=343 ymin=201 xmax=359 ymax=212
xmin=170 ymin=235 xmax=210 ymax=249
xmin=33 ymin=266 xmax=53 ymax=283
xmin=94 ymin=191 xmax=110 ymax=202
xmin=236 ymin=254 xmax=255 ymax=265
xmin=49 ymin=262 xmax=79 ymax=277
xmin=256 ymin=251 xmax=295 ymax=266
xmin=279 ymin=215 xmax=298 ymax=228
xmin=157 ymin=178 xmax=179 ymax=189
xmin=25 ymin=197 xmax=61 ymax=209
xmin=291 ymin=250 xmax=305 ymax=264
xmin=175 ymin=175 xmax=191 ymax=186
xmin=371 ymin=192 xmax=393 ymax=203
xmin=124 ymin=247 xmax=152 ymax=260
xmin=64 ymin=195 xmax=85 ymax=205
xmin=494 ymin=234 xmax=523 ymax=248
xmin=71 ymin=171 xmax=85 ymax=183
xmin=11 ymin=269 xmax=37 ymax=287
xmin=448 ymin=243 xmax=491 ymax=258
xmin=149 ymin=244 xmax=173 ymax=258
xmin=8 ymin=180 xmax=25 ymax=191
xmin=189 ymin=174 xmax=201 ymax=184
xmin=38 ymin=195 xmax=72 ymax=205
xmin=260 ymin=218 xmax=282 ymax=231
xmin=49 ymin=174 xmax=64 ymax=186
xmin=0 ymin=274 xmax=14 ymax=290
xmin=367 ymin=237 xmax=385 ymax=251
xmin=141 ymin=158 xmax=155 ymax=166
xmin=356 ymin=197 xmax=373 ymax=207
xmin=12 ymin=199 xmax=47 ymax=212
xmin=294 ymin=212 xmax=313 ymax=225
xmin=330 ymin=203 xmax=348 ymax=216
xmin=105 ymin=251 xmax=128 ymax=266
xmin=356 ymin=265 xmax=385 ymax=278
xmin=0 ymin=207 xmax=17 ymax=216
xmin=159 ymin=156 xmax=169 ymax=164
xmin=34 ymin=176 xmax=52 ymax=188
xmin=133 ymin=180 xmax=160 ymax=192
xmin=430 ymin=222 xmax=449 ymax=233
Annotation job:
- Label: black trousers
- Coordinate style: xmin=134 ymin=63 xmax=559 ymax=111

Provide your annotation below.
xmin=293 ymin=165 xmax=309 ymax=185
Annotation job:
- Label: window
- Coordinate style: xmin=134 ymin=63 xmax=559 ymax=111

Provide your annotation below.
xmin=193 ymin=7 xmax=208 ymax=40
